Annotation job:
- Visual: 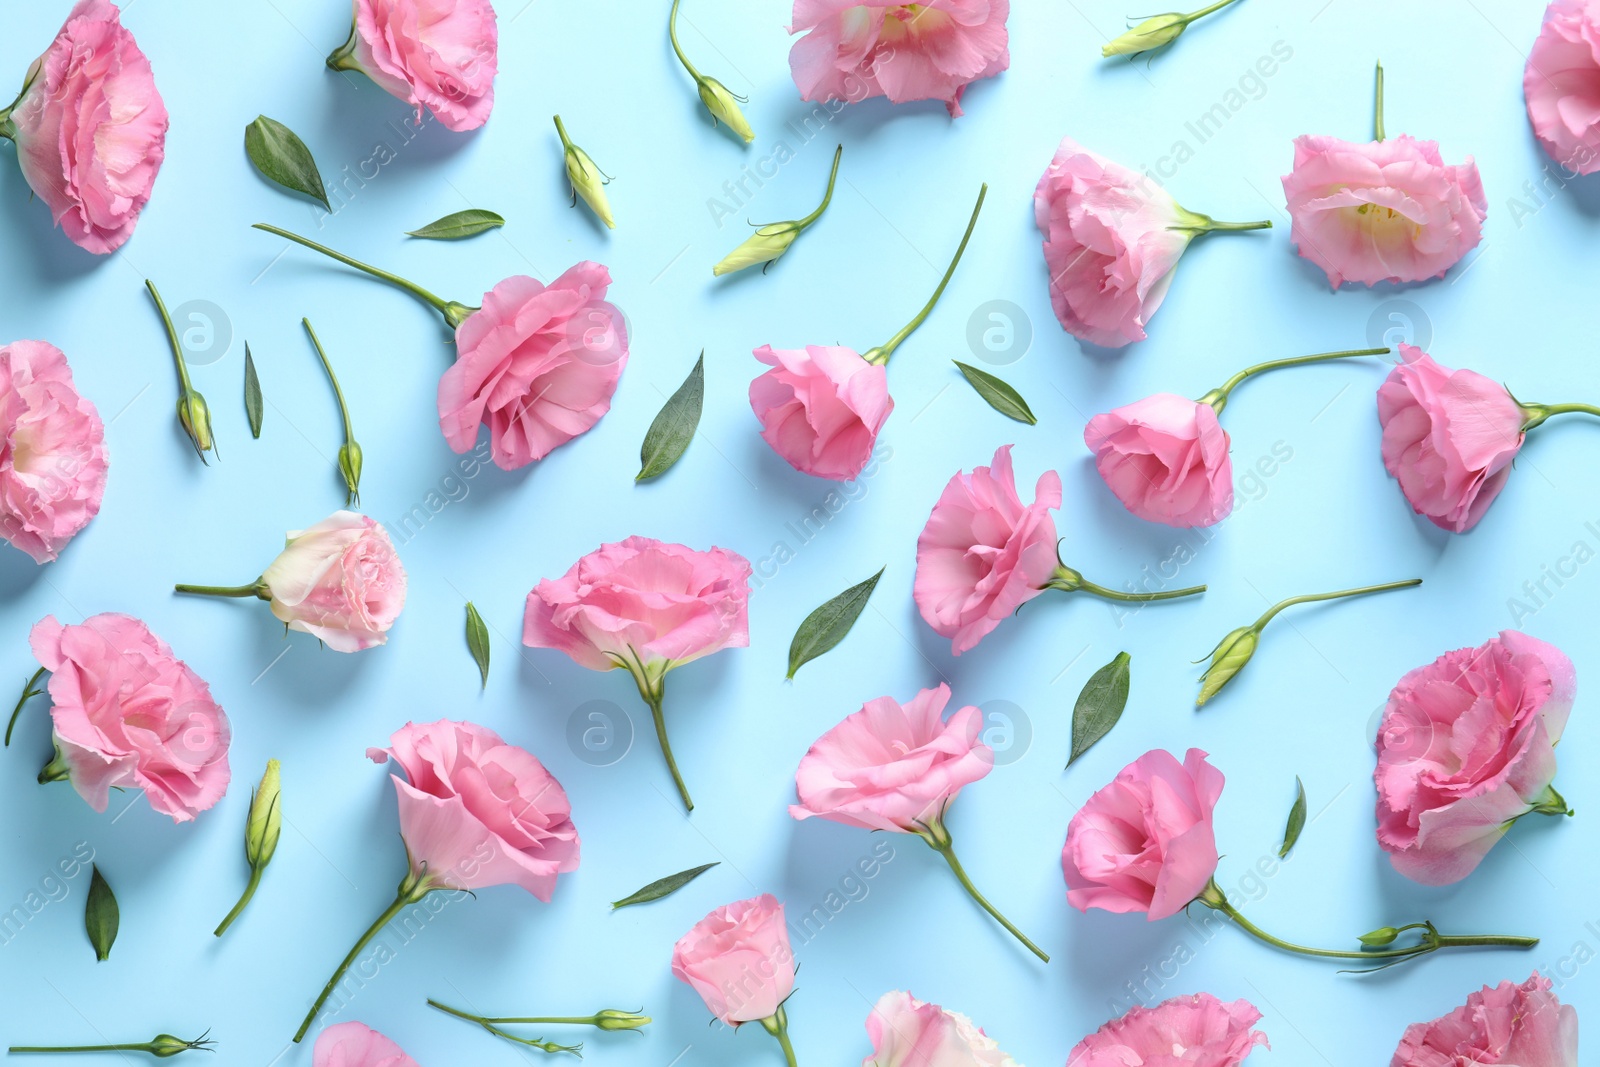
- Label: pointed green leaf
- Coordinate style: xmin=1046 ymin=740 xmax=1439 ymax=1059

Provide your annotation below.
xmin=406 ymin=209 xmax=506 ymax=240
xmin=637 ymin=352 xmax=704 ymax=481
xmin=1067 ymin=652 xmax=1131 ymax=767
xmin=952 ymin=361 xmax=1036 ymax=425
xmin=85 ymin=865 xmax=118 ymax=962
xmin=465 ymin=602 xmax=490 ymax=689
xmin=611 ymin=862 xmax=718 ymax=910
xmin=244 ymin=115 xmax=330 ymax=211
xmin=1279 ymin=776 xmax=1307 ymax=858
xmin=243 ymin=345 xmax=263 ymax=439
xmin=786 ymin=568 xmax=884 ymax=679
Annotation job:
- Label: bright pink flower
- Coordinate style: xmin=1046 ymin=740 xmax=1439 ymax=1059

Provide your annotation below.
xmin=1084 ymin=394 xmax=1233 ymax=528
xmin=440 ymin=263 xmax=627 ymax=471
xmin=343 ymin=0 xmax=498 ymax=131
xmin=1391 ymin=973 xmax=1578 ymax=1067
xmin=749 ymin=344 xmax=891 ymax=481
xmin=1068 ymin=993 xmax=1269 ymax=1067
xmin=1525 ymin=0 xmax=1600 ymax=175
xmin=1375 ymin=631 xmax=1574 ymax=886
xmin=313 ymin=1022 xmax=420 ymax=1067
xmin=1063 ymin=748 xmax=1223 ymax=921
xmin=368 ymin=719 xmax=579 ymax=900
xmin=30 ymin=613 xmax=229 ymax=823
xmin=1281 ymin=134 xmax=1486 ymax=287
xmin=1377 ymin=346 xmax=1527 ymax=533
xmin=0 ymin=341 xmax=109 ymax=562
xmin=261 ymin=511 xmax=407 ymax=652
xmin=791 ymin=684 xmax=993 ymax=833
xmin=914 ymin=445 xmax=1061 ymax=655
xmin=6 ymin=0 xmax=167 ymax=254
xmin=673 ymin=893 xmax=796 ymax=1025
xmin=788 ymin=0 xmax=1010 ymax=117
xmin=863 ymin=990 xmax=1019 ymax=1067
xmin=1033 ymin=136 xmax=1196 ymax=348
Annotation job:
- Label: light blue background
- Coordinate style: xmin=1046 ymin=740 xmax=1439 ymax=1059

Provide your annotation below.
xmin=0 ymin=0 xmax=1594 ymax=1063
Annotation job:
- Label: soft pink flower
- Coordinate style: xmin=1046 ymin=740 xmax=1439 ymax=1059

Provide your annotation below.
xmin=1375 ymin=631 xmax=1574 ymax=886
xmin=1392 ymin=973 xmax=1578 ymax=1067
xmin=6 ymin=0 xmax=167 ymax=254
xmin=1068 ymin=993 xmax=1269 ymax=1067
xmin=261 ymin=511 xmax=407 ymax=653
xmin=673 ymin=894 xmax=796 ymax=1025
xmin=0 ymin=341 xmax=109 ymax=562
xmin=1281 ymin=134 xmax=1487 ymax=288
xmin=1377 ymin=345 xmax=1527 ymax=533
xmin=788 ymin=0 xmax=1010 ymax=117
xmin=864 ymin=990 xmax=1018 ymax=1067
xmin=30 ymin=613 xmax=229 ymax=822
xmin=1063 ymin=748 xmax=1223 ymax=921
xmin=1525 ymin=0 xmax=1600 ymax=175
xmin=440 ymin=263 xmax=627 ymax=471
xmin=791 ymin=684 xmax=993 ymax=833
xmin=749 ymin=344 xmax=892 ymax=481
xmin=313 ymin=1022 xmax=420 ymax=1067
xmin=344 ymin=0 xmax=498 ymax=131
xmin=914 ymin=445 xmax=1061 ymax=655
xmin=1033 ymin=136 xmax=1196 ymax=348
xmin=1084 ymin=394 xmax=1233 ymax=528
xmin=367 ymin=719 xmax=579 ymax=900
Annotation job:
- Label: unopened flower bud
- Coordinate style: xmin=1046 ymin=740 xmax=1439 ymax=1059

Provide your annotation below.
xmin=149 ymin=1032 xmax=215 ymax=1057
xmin=177 ymin=391 xmax=214 ymax=460
xmin=245 ymin=759 xmax=282 ymax=869
xmin=714 ymin=222 xmax=801 ymax=277
xmin=593 ymin=1009 xmax=651 ymax=1032
xmin=1196 ymin=626 xmax=1257 ymax=706
xmin=1358 ymin=926 xmax=1400 ymax=947
xmin=1102 ymin=14 xmax=1188 ymax=57
xmin=338 ymin=440 xmax=363 ymax=506
xmin=555 ymin=115 xmax=614 ymax=229
xmin=697 ymin=76 xmax=753 ymax=143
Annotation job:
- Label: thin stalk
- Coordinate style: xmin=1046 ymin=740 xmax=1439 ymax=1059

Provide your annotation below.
xmin=425 ymin=1003 xmax=581 ymax=1054
xmin=867 ymin=184 xmax=987 ymax=364
xmin=303 ymin=318 xmax=362 ymax=505
xmin=1520 ymin=402 xmax=1600 ymax=431
xmin=646 ymin=692 xmax=692 ymax=813
xmin=1202 ymin=347 xmax=1389 ymax=413
xmin=758 ymin=1008 xmax=798 ymax=1067
xmin=294 ymin=874 xmax=432 ymax=1043
xmin=1374 ymin=61 xmax=1385 ymax=141
xmin=795 ymin=145 xmax=843 ymax=229
xmin=252 ymin=224 xmax=476 ymax=329
xmin=147 ymin=281 xmax=195 ymax=400
xmin=6 ymin=665 xmax=47 ymax=747
xmin=1185 ymin=0 xmax=1243 ymax=19
xmin=1170 ymin=212 xmax=1274 ymax=235
xmin=667 ymin=0 xmax=702 ymax=81
xmin=552 ymin=114 xmax=575 ymax=153
xmin=918 ymin=820 xmax=1049 ymax=962
xmin=174 ymin=582 xmax=270 ymax=599
xmin=1252 ymin=578 xmax=1421 ymax=630
xmin=214 ymin=867 xmax=263 ymax=937
xmin=303 ymin=321 xmax=355 ymax=447
xmin=1048 ymin=565 xmax=1205 ymax=603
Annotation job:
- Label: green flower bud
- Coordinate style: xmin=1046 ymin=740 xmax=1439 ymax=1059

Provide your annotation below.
xmin=593 ymin=1009 xmax=651 ymax=1032
xmin=555 ymin=116 xmax=614 ymax=229
xmin=1102 ymin=14 xmax=1188 ymax=57
xmin=245 ymin=759 xmax=282 ymax=869
xmin=697 ymin=77 xmax=753 ymax=143
xmin=338 ymin=440 xmax=363 ymax=507
xmin=149 ymin=1032 xmax=215 ymax=1057
xmin=713 ymin=222 xmax=801 ymax=277
xmin=177 ymin=391 xmax=214 ymax=459
xmin=1358 ymin=926 xmax=1400 ymax=947
xmin=1195 ymin=626 xmax=1257 ymax=707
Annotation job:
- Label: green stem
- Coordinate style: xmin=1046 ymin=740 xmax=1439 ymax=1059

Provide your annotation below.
xmin=174 ymin=582 xmax=270 ymax=599
xmin=214 ymin=866 xmax=263 ymax=937
xmin=619 ymin=650 xmax=693 ymax=812
xmin=1519 ymin=402 xmax=1600 ymax=431
xmin=9 ymin=1046 xmax=153 ymax=1054
xmin=1374 ymin=60 xmax=1385 ymax=141
xmin=252 ymin=224 xmax=476 ymax=329
xmin=1201 ymin=347 xmax=1389 ymax=413
xmin=302 ymin=320 xmax=355 ymax=445
xmin=758 ymin=1008 xmax=798 ymax=1067
xmin=553 ymin=114 xmax=575 ymax=152
xmin=1047 ymin=565 xmax=1205 ymax=603
xmin=146 ymin=281 xmax=195 ymax=398
xmin=1170 ymin=211 xmax=1274 ymax=235
xmin=795 ymin=145 xmax=843 ymax=229
xmin=1252 ymin=578 xmax=1421 ymax=630
xmin=6 ymin=665 xmax=47 ymax=747
xmin=667 ymin=0 xmax=702 ymax=81
xmin=646 ymin=691 xmax=692 ymax=813
xmin=866 ymin=184 xmax=987 ymax=365
xmin=919 ymin=819 xmax=1049 ymax=962
xmin=1184 ymin=0 xmax=1243 ymax=20
xmin=425 ymin=1002 xmax=582 ymax=1054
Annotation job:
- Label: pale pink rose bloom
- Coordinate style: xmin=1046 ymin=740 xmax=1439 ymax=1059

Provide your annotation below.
xmin=863 ymin=990 xmax=1019 ymax=1067
xmin=313 ymin=1022 xmax=420 ymax=1067
xmin=1281 ymin=135 xmax=1487 ymax=287
xmin=788 ymin=0 xmax=1010 ymax=117
xmin=1033 ymin=136 xmax=1195 ymax=348
xmin=1063 ymin=748 xmax=1223 ymax=921
xmin=914 ymin=445 xmax=1061 ymax=655
xmin=345 ymin=0 xmax=498 ymax=131
xmin=368 ymin=719 xmax=579 ymax=900
xmin=1068 ymin=993 xmax=1269 ymax=1067
xmin=439 ymin=263 xmax=628 ymax=471
xmin=1084 ymin=394 xmax=1233 ymax=528
xmin=1392 ymin=973 xmax=1578 ymax=1067
xmin=791 ymin=684 xmax=993 ymax=833
xmin=31 ymin=613 xmax=230 ymax=823
xmin=1375 ymin=631 xmax=1574 ymax=886
xmin=673 ymin=894 xmax=796 ymax=1025
xmin=749 ymin=344 xmax=892 ymax=481
xmin=1377 ymin=345 xmax=1526 ymax=533
xmin=0 ymin=341 xmax=109 ymax=562
xmin=1525 ymin=0 xmax=1600 ymax=175
xmin=6 ymin=0 xmax=167 ymax=254
xmin=261 ymin=511 xmax=407 ymax=653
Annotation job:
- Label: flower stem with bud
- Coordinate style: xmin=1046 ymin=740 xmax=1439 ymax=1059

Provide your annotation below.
xmin=216 ymin=759 xmax=282 ymax=937
xmin=713 ymin=145 xmax=841 ymax=276
xmin=554 ymin=115 xmax=615 ymax=229
xmin=670 ymin=0 xmax=754 ymax=142
xmin=914 ymin=811 xmax=1049 ymax=962
xmin=303 ymin=320 xmax=363 ymax=506
xmin=1198 ymin=347 xmax=1391 ymax=414
xmin=864 ymin=184 xmax=986 ymax=366
xmin=148 ymin=281 xmax=215 ymax=464
xmin=1046 ymin=563 xmax=1206 ymax=604
xmin=9 ymin=1032 xmax=215 ymax=1057
xmin=1102 ymin=0 xmax=1243 ymax=58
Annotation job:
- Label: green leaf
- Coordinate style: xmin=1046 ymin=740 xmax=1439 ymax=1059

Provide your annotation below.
xmin=952 ymin=361 xmax=1036 ymax=425
xmin=637 ymin=352 xmax=705 ymax=481
xmin=1279 ymin=776 xmax=1307 ymax=858
xmin=786 ymin=568 xmax=884 ymax=679
xmin=406 ymin=209 xmax=506 ymax=240
xmin=611 ymin=862 xmax=718 ymax=909
xmin=1067 ymin=652 xmax=1131 ymax=767
xmin=243 ymin=344 xmax=263 ymax=439
xmin=465 ymin=602 xmax=490 ymax=689
xmin=85 ymin=865 xmax=118 ymax=962
xmin=244 ymin=115 xmax=330 ymax=211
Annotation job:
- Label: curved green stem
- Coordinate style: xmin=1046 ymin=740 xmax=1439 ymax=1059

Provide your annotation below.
xmin=214 ymin=867 xmax=263 ymax=937
xmin=1252 ymin=578 xmax=1421 ymax=630
xmin=252 ymin=224 xmax=476 ymax=329
xmin=758 ymin=1008 xmax=798 ymax=1067
xmin=619 ymin=650 xmax=693 ymax=812
xmin=1374 ymin=60 xmax=1386 ymax=142
xmin=1201 ymin=347 xmax=1390 ymax=413
xmin=425 ymin=1003 xmax=582 ymax=1054
xmin=795 ymin=145 xmax=843 ymax=229
xmin=1520 ymin=402 xmax=1600 ymax=431
xmin=303 ymin=320 xmax=355 ymax=446
xmin=866 ymin=184 xmax=987 ymax=365
xmin=667 ymin=0 xmax=702 ymax=81
xmin=6 ymin=665 xmax=47 ymax=747
xmin=1048 ymin=565 xmax=1205 ymax=603
xmin=646 ymin=691 xmax=692 ymax=813
xmin=918 ymin=818 xmax=1049 ymax=962
xmin=147 ymin=281 xmax=195 ymax=397
xmin=174 ymin=582 xmax=270 ymax=600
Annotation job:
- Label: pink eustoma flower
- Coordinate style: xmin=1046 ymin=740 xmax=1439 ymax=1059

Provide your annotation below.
xmin=0 ymin=341 xmax=109 ymax=562
xmin=1391 ymin=972 xmax=1578 ymax=1067
xmin=749 ymin=344 xmax=891 ymax=481
xmin=673 ymin=893 xmax=797 ymax=1027
xmin=331 ymin=0 xmax=499 ymax=132
xmin=788 ymin=0 xmax=1010 ymax=117
xmin=30 ymin=613 xmax=230 ymax=823
xmin=1084 ymin=394 xmax=1233 ymax=528
xmin=1063 ymin=748 xmax=1223 ymax=921
xmin=1375 ymin=631 xmax=1574 ymax=886
xmin=260 ymin=511 xmax=408 ymax=652
xmin=313 ymin=1022 xmax=420 ymax=1067
xmin=863 ymin=990 xmax=1019 ymax=1067
xmin=1068 ymin=993 xmax=1269 ymax=1067
xmin=3 ymin=0 xmax=168 ymax=254
xmin=1526 ymin=0 xmax=1600 ymax=175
